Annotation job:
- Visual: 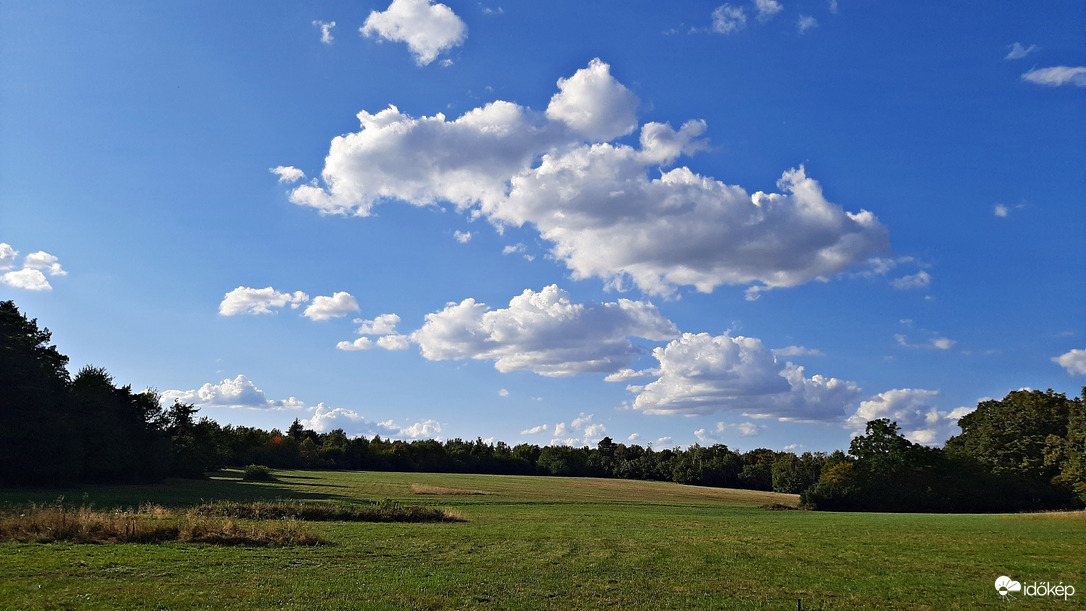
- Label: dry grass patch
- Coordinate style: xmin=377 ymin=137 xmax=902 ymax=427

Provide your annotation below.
xmin=1007 ymin=509 xmax=1086 ymax=521
xmin=411 ymin=484 xmax=485 ymax=496
xmin=0 ymin=503 xmax=326 ymax=546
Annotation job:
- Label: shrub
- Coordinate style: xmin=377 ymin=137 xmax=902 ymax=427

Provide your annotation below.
xmin=242 ymin=464 xmax=276 ymax=481
xmin=193 ymin=500 xmax=463 ymax=523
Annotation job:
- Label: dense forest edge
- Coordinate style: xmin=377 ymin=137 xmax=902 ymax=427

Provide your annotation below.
xmin=2 ymin=300 xmax=1083 ymax=513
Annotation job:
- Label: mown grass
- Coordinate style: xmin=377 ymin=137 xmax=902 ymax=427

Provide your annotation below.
xmin=1 ymin=469 xmax=1083 ymax=609
xmin=411 ymin=483 xmax=485 ymax=496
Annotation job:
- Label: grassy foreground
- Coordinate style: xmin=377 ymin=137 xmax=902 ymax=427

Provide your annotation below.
xmin=0 ymin=470 xmax=1082 ymax=610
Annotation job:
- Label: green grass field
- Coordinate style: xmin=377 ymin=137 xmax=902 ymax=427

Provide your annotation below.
xmin=1 ymin=469 xmax=1082 ymax=609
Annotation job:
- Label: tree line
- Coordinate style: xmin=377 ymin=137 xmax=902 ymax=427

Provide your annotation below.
xmin=2 ymin=300 xmax=1083 ymax=512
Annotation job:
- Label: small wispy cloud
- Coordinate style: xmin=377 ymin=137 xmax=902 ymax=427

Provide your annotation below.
xmin=890 ymin=270 xmax=931 ymax=291
xmin=1022 ymin=66 xmax=1086 ymax=87
xmin=771 ymin=346 xmax=825 ymax=358
xmin=313 ymin=20 xmax=336 ymax=45
xmin=754 ymin=0 xmax=783 ymax=22
xmin=711 ymin=4 xmax=747 ymax=34
xmin=1004 ymin=42 xmax=1037 ymax=60
xmin=797 ymin=15 xmax=818 ymax=33
xmin=896 ymin=334 xmax=956 ymax=351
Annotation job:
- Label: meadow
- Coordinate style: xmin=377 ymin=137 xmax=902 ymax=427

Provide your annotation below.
xmin=0 ymin=469 xmax=1082 ymax=610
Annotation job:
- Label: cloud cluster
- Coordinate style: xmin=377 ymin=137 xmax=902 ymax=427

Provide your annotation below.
xmin=219 ymin=286 xmax=310 ymax=316
xmin=361 ymin=0 xmax=467 ymax=66
xmin=846 ymin=388 xmax=973 ymax=445
xmin=161 ymin=374 xmax=306 ymax=411
xmin=337 ymin=313 xmax=408 ymax=351
xmin=219 ymin=286 xmax=361 ymax=321
xmin=283 ymin=59 xmax=889 ymax=296
xmin=627 ymin=332 xmax=861 ymax=421
xmin=163 ymin=375 xmax=440 ymax=440
xmin=407 ymin=285 xmax=679 ymax=376
xmin=0 ymin=243 xmax=67 ymax=291
xmin=301 ymin=405 xmax=443 ymax=439
xmin=548 ymin=413 xmax=607 ymax=446
xmin=694 ymin=421 xmax=764 ymax=444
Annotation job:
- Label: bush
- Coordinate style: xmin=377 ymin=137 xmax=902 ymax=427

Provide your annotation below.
xmin=242 ymin=464 xmax=276 ymax=481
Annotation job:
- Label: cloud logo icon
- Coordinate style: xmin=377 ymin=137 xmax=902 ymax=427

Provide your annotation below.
xmin=995 ymin=576 xmax=1022 ymax=597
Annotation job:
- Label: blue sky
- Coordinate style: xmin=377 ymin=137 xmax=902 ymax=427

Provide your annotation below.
xmin=2 ymin=0 xmax=1083 ymax=453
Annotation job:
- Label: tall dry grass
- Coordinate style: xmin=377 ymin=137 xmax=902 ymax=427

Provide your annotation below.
xmin=0 ymin=502 xmax=326 ymax=546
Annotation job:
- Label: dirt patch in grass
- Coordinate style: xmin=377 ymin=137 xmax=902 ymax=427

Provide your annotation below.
xmin=0 ymin=503 xmax=326 ymax=546
xmin=411 ymin=484 xmax=485 ymax=496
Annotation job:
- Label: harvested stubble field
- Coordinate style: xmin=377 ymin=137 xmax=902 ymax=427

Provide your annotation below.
xmin=0 ymin=469 xmax=1082 ymax=609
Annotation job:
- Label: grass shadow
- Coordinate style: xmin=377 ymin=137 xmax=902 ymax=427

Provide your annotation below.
xmin=0 ymin=469 xmax=350 ymax=510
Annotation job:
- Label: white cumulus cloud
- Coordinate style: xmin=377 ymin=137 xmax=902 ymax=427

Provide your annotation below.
xmin=161 ymin=374 xmax=307 ymax=411
xmin=846 ymin=388 xmax=972 ymax=445
xmin=280 ymin=59 xmax=888 ymax=296
xmin=0 ymin=244 xmax=67 ymax=291
xmin=453 ymin=230 xmax=473 ymax=243
xmin=1022 ymin=66 xmax=1086 ymax=87
xmin=1052 ymin=349 xmax=1086 ymax=376
xmin=521 ymin=424 xmax=550 ymax=435
xmin=797 ymin=15 xmax=818 ymax=33
xmin=219 ymin=286 xmax=310 ymax=316
xmin=376 ymin=334 xmax=411 ymax=350
xmin=545 ymin=58 xmax=639 ymax=142
xmin=361 ymin=0 xmax=467 ymax=66
xmin=630 ymin=332 xmax=861 ymax=421
xmin=303 ymin=292 xmax=360 ymax=321
xmin=270 ymin=166 xmax=306 ymax=183
xmin=356 ymin=313 xmax=401 ymax=335
xmin=0 ymin=243 xmax=15 ymax=269
xmin=408 ymin=285 xmax=679 ymax=376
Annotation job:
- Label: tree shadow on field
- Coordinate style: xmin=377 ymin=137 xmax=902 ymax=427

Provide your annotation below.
xmin=0 ymin=470 xmax=356 ymax=510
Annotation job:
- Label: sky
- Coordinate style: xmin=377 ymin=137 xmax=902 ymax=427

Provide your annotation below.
xmin=2 ymin=1 xmax=1084 ymax=454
